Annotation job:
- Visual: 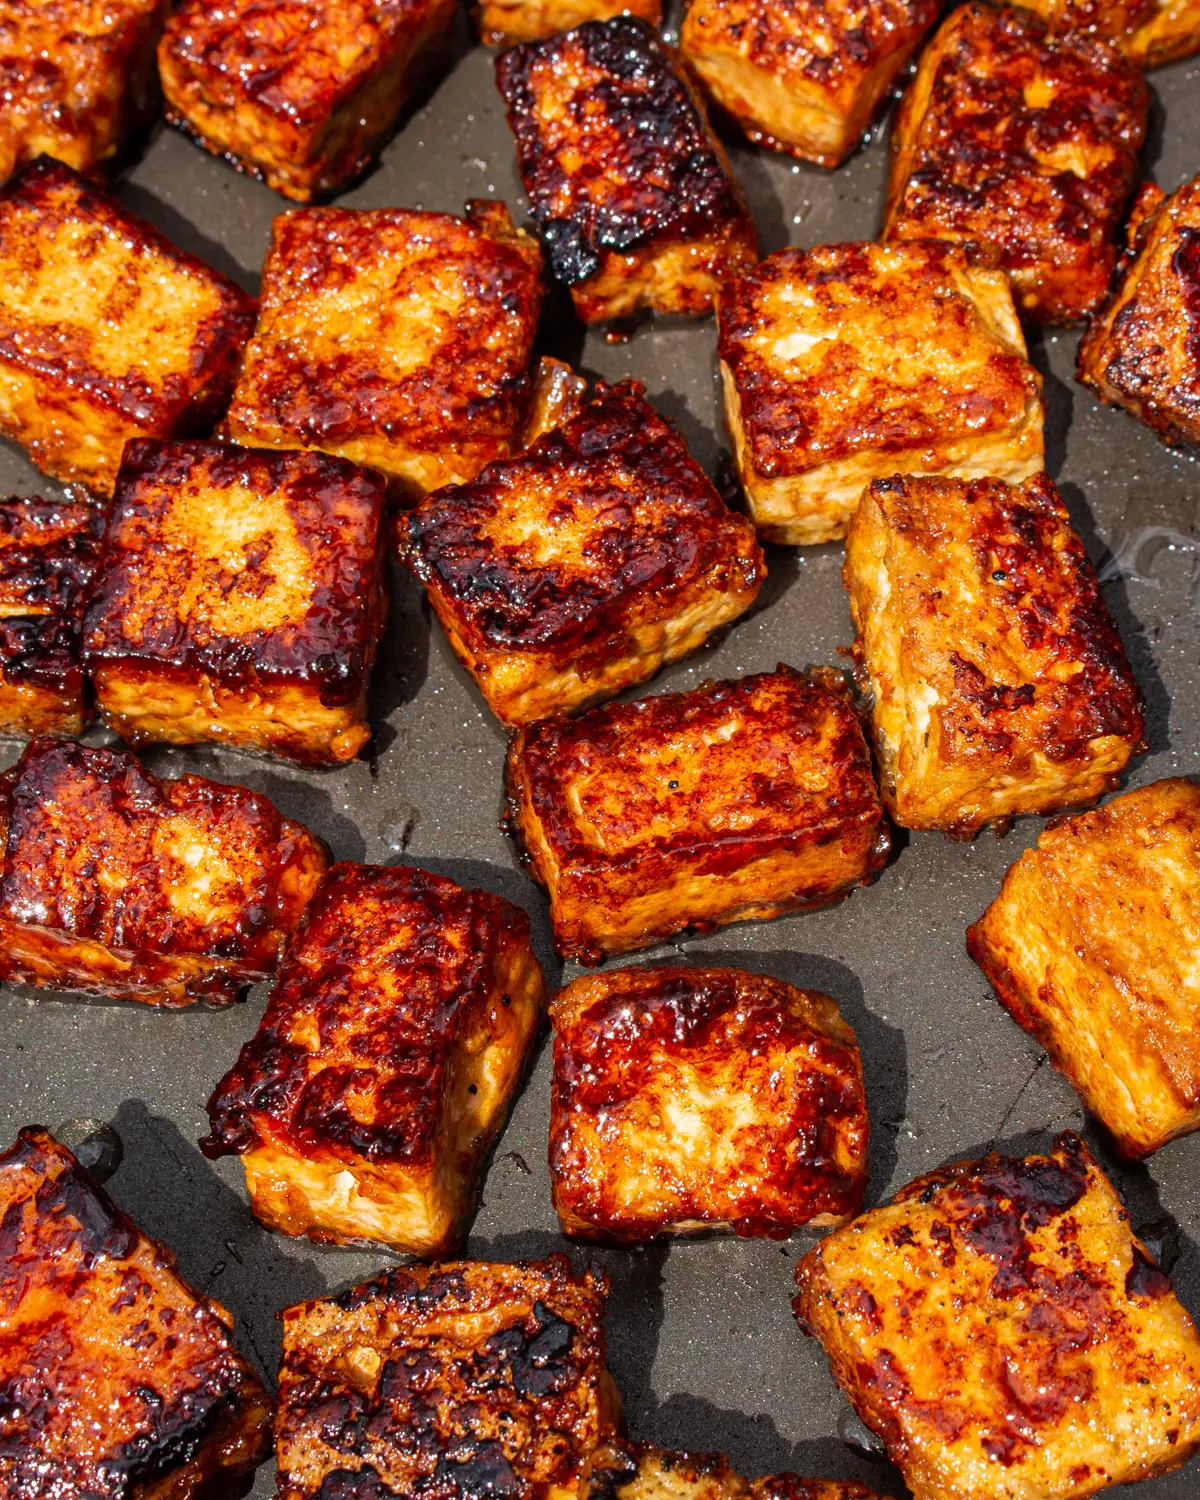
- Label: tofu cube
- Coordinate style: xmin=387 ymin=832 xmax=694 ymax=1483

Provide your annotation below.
xmin=0 ymin=159 xmax=256 ymax=498
xmin=794 ymin=1132 xmax=1200 ymax=1499
xmin=581 ymin=1442 xmax=886 ymax=1500
xmin=158 ymin=0 xmax=456 ymax=203
xmin=883 ymin=2 xmax=1147 ymax=325
xmin=276 ymin=1255 xmax=620 ymax=1498
xmin=203 ymin=862 xmax=546 ymax=1256
xmin=843 ymin=472 xmax=1145 ymax=837
xmin=480 ymin=0 xmax=661 ymax=46
xmin=495 ymin=18 xmax=758 ymax=328
xmin=82 ymin=440 xmax=387 ymax=765
xmin=969 ymin=778 xmax=1200 ymax=1159
xmin=681 ymin=0 xmax=936 ymax=168
xmin=1127 ymin=0 xmax=1200 ymax=61
xmin=223 ymin=201 xmax=545 ymax=500
xmin=549 ymin=965 xmax=869 ymax=1241
xmin=405 ymin=380 xmax=765 ymax=724
xmin=1007 ymin=0 xmax=1157 ymax=46
xmin=717 ymin=241 xmax=1045 ymax=544
xmin=506 ymin=665 xmax=890 ymax=963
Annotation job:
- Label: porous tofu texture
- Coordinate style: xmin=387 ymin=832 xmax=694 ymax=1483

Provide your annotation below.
xmin=549 ymin=966 xmax=868 ymax=1241
xmin=275 ymin=1256 xmax=621 ymax=1500
xmin=681 ymin=0 xmax=936 ymax=167
xmin=843 ymin=472 xmax=1144 ymax=837
xmin=0 ymin=1128 xmax=270 ymax=1499
xmin=0 ymin=739 xmax=329 ymax=1006
xmin=479 ymin=0 xmax=661 ymax=46
xmin=582 ymin=1442 xmax=887 ymax=1500
xmin=794 ymin=1132 xmax=1200 ymax=1500
xmin=506 ymin=665 xmax=890 ymax=964
xmin=0 ymin=159 xmax=256 ymax=498
xmin=883 ymin=2 xmax=1147 ymax=325
xmin=82 ymin=440 xmax=387 ymax=765
xmin=223 ymin=201 xmax=544 ymax=499
xmin=717 ymin=241 xmax=1045 ymax=544
xmin=405 ymin=380 xmax=765 ymax=724
xmin=969 ymin=778 xmax=1200 ymax=1159
xmin=203 ymin=863 xmax=545 ymax=1256
xmin=1127 ymin=0 xmax=1200 ymax=60
xmin=159 ymin=0 xmax=455 ymax=202
xmin=496 ymin=17 xmax=758 ymax=326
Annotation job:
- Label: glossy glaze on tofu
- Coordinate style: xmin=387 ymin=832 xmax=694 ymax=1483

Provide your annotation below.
xmin=843 ymin=472 xmax=1145 ymax=837
xmin=883 ymin=2 xmax=1147 ymax=325
xmin=0 ymin=739 xmax=329 ymax=1007
xmin=480 ymin=0 xmax=661 ymax=46
xmin=506 ymin=665 xmax=890 ymax=963
xmin=1009 ymin=0 xmax=1157 ymax=43
xmin=275 ymin=1255 xmax=621 ymax=1500
xmin=794 ymin=1132 xmax=1200 ymax=1500
xmin=582 ymin=1442 xmax=887 ymax=1500
xmin=496 ymin=17 xmax=758 ymax=327
xmin=717 ymin=240 xmax=1045 ymax=544
xmin=404 ymin=380 xmax=765 ymax=724
xmin=1126 ymin=0 xmax=1200 ymax=59
xmin=0 ymin=1128 xmax=271 ymax=1499
xmin=549 ymin=965 xmax=869 ymax=1241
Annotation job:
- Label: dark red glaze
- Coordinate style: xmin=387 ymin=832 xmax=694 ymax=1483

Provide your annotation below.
xmin=0 ymin=495 xmax=102 ymax=692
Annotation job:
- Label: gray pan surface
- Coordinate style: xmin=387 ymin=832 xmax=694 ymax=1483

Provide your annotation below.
xmin=0 ymin=12 xmax=1198 ymax=1497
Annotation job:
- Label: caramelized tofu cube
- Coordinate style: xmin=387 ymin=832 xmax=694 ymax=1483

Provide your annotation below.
xmin=480 ymin=0 xmax=661 ymax=46
xmin=1008 ymin=0 xmax=1157 ymax=46
xmin=275 ymin=1255 xmax=620 ymax=1499
xmin=506 ymin=665 xmax=890 ymax=963
xmin=82 ymin=440 xmax=387 ymax=765
xmin=158 ymin=0 xmax=455 ymax=203
xmin=794 ymin=1132 xmax=1200 ymax=1500
xmin=405 ymin=380 xmax=765 ymax=724
xmin=203 ymin=863 xmax=546 ymax=1256
xmin=883 ymin=2 xmax=1147 ymax=325
xmin=581 ymin=1442 xmax=886 ymax=1500
xmin=495 ymin=18 xmax=758 ymax=327
xmin=223 ymin=201 xmax=544 ymax=499
xmin=968 ymin=778 xmax=1200 ymax=1159
xmin=717 ymin=241 xmax=1045 ymax=545
xmin=843 ymin=472 xmax=1144 ymax=837
xmin=549 ymin=965 xmax=869 ymax=1242
xmin=1126 ymin=0 xmax=1200 ymax=60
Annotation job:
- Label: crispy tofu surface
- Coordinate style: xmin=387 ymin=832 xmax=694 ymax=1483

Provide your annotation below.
xmin=843 ymin=472 xmax=1144 ymax=837
xmin=717 ymin=240 xmax=1044 ymax=544
xmin=1009 ymin=0 xmax=1157 ymax=43
xmin=496 ymin=18 xmax=758 ymax=326
xmin=0 ymin=1127 xmax=270 ymax=1499
xmin=1127 ymin=0 xmax=1200 ymax=59
xmin=883 ymin=2 xmax=1147 ymax=325
xmin=582 ymin=1442 xmax=886 ymax=1500
xmin=480 ymin=0 xmax=661 ymax=45
xmin=275 ymin=1255 xmax=621 ymax=1500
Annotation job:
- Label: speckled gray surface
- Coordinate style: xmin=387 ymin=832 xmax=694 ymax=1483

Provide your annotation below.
xmin=0 ymin=15 xmax=1198 ymax=1498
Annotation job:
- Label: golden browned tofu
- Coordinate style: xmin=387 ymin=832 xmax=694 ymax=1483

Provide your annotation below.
xmin=549 ymin=965 xmax=868 ymax=1242
xmin=969 ymin=779 xmax=1200 ymax=1159
xmin=0 ymin=738 xmax=328 ymax=1007
xmin=883 ymin=2 xmax=1147 ymax=325
xmin=1008 ymin=0 xmax=1157 ymax=45
xmin=275 ymin=1256 xmax=621 ymax=1500
xmin=0 ymin=1127 xmax=270 ymax=1499
xmin=480 ymin=0 xmax=661 ymax=46
xmin=717 ymin=241 xmax=1045 ymax=545
xmin=203 ymin=863 xmax=545 ymax=1256
xmin=223 ymin=201 xmax=544 ymax=499
xmin=496 ymin=18 xmax=758 ymax=329
xmin=681 ymin=0 xmax=936 ymax=167
xmin=582 ymin=1442 xmax=886 ymax=1500
xmin=795 ymin=1132 xmax=1200 ymax=1500
xmin=506 ymin=665 xmax=890 ymax=963
xmin=843 ymin=472 xmax=1145 ymax=837
xmin=405 ymin=381 xmax=765 ymax=724
xmin=82 ymin=440 xmax=387 ymax=765
xmin=159 ymin=0 xmax=455 ymax=203
xmin=1127 ymin=0 xmax=1200 ymax=60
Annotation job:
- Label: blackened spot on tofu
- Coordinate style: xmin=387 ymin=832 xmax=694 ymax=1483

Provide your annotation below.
xmin=317 ymin=1466 xmax=396 ymax=1499
xmin=435 ymin=1439 xmax=524 ymax=1499
xmin=1126 ymin=1244 xmax=1172 ymax=1300
xmin=485 ymin=1300 xmax=579 ymax=1397
xmin=33 ymin=1157 xmax=136 ymax=1267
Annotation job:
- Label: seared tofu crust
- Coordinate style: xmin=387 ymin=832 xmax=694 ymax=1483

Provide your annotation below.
xmin=0 ymin=1127 xmax=270 ymax=1499
xmin=506 ymin=665 xmax=890 ymax=963
xmin=1126 ymin=0 xmax=1200 ymax=60
xmin=843 ymin=472 xmax=1144 ymax=837
xmin=968 ymin=778 xmax=1200 ymax=1159
xmin=1008 ymin=0 xmax=1157 ymax=45
xmin=203 ymin=863 xmax=545 ymax=1256
xmin=82 ymin=440 xmax=387 ymax=765
xmin=405 ymin=380 xmax=765 ymax=724
xmin=159 ymin=0 xmax=456 ymax=202
xmin=224 ymin=201 xmax=544 ymax=499
xmin=582 ymin=1442 xmax=886 ymax=1500
xmin=549 ymin=965 xmax=869 ymax=1241
xmin=275 ymin=1255 xmax=621 ymax=1500
xmin=717 ymin=240 xmax=1044 ymax=544
xmin=0 ymin=739 xmax=329 ymax=1007
xmin=794 ymin=1132 xmax=1200 ymax=1500
xmin=883 ymin=2 xmax=1147 ymax=325
xmin=495 ymin=18 xmax=758 ymax=326
xmin=480 ymin=0 xmax=661 ymax=46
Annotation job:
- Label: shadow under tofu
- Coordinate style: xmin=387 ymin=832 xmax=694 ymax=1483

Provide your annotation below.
xmin=113 ymin=181 xmax=262 ymax=296
xmin=1025 ymin=329 xmax=1074 ymax=479
xmin=370 ymin=556 xmax=433 ymax=759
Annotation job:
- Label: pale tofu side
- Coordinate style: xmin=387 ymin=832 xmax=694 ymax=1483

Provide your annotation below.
xmin=479 ymin=0 xmax=662 ymax=46
xmin=1128 ymin=0 xmax=1200 ymax=59
xmin=581 ymin=1441 xmax=888 ymax=1500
